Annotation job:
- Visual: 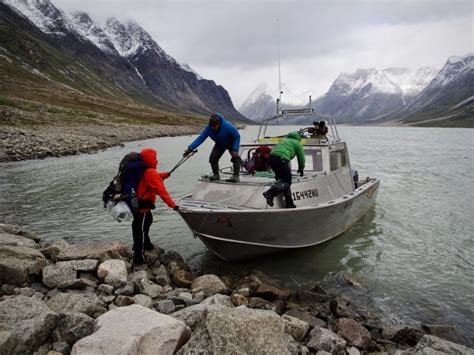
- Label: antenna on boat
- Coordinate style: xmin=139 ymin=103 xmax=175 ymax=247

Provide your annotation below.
xmin=276 ymin=18 xmax=282 ymax=116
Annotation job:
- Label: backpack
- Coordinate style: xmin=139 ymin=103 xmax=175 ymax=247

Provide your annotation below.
xmin=102 ymin=152 xmax=147 ymax=209
xmin=243 ymin=146 xmax=271 ymax=174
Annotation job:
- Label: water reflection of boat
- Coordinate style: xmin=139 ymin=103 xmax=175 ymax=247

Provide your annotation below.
xmin=177 ymin=116 xmax=380 ymax=261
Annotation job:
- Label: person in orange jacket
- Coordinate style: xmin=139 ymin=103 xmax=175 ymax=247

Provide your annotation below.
xmin=133 ymin=148 xmax=178 ymax=265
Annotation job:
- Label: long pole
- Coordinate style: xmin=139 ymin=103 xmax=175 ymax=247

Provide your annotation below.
xmin=277 ymin=18 xmax=282 ymax=116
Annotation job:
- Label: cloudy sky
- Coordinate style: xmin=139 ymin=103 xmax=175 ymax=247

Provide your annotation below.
xmin=54 ymin=0 xmax=473 ymax=107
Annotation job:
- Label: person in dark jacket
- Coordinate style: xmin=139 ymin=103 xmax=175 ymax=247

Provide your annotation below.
xmin=133 ymin=148 xmax=178 ymax=265
xmin=183 ymin=113 xmax=241 ymax=182
xmin=263 ymin=131 xmax=305 ymax=208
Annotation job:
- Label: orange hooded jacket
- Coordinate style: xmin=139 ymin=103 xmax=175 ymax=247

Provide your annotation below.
xmin=136 ymin=148 xmax=176 ymax=211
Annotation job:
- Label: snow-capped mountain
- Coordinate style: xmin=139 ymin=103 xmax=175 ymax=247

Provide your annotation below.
xmin=3 ymin=0 xmax=75 ymax=35
xmin=314 ymin=66 xmax=438 ymax=123
xmin=240 ymin=82 xmax=313 ymax=122
xmin=398 ymin=53 xmax=474 ymax=124
xmin=2 ymin=0 xmax=248 ymax=121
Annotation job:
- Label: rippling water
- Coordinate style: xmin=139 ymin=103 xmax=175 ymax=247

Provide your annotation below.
xmin=1 ymin=125 xmax=473 ymax=344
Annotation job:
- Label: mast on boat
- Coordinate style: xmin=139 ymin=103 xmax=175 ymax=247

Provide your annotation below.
xmin=256 ymin=19 xmax=340 ymax=142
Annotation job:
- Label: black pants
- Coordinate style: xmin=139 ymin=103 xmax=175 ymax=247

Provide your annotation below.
xmin=209 ymin=144 xmax=241 ymax=176
xmin=267 ymin=155 xmax=295 ymax=207
xmin=132 ymin=211 xmax=153 ymax=261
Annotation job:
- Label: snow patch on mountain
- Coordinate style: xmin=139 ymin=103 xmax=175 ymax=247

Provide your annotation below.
xmin=429 ymin=53 xmax=474 ymax=87
xmin=4 ymin=0 xmax=74 ymax=35
xmin=69 ymin=12 xmax=116 ymax=53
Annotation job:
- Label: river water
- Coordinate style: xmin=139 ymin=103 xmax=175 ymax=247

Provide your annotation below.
xmin=1 ymin=125 xmax=473 ymax=343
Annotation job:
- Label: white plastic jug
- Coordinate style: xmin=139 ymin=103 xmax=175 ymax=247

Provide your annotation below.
xmin=109 ymin=201 xmax=132 ymax=223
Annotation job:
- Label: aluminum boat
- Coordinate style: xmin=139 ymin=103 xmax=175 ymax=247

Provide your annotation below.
xmin=177 ymin=115 xmax=380 ymax=261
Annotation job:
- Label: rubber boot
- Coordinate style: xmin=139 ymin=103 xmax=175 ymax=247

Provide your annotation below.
xmin=209 ymin=162 xmax=220 ymax=181
xmin=262 ymin=188 xmax=278 ymax=207
xmin=283 ymin=188 xmax=296 ymax=208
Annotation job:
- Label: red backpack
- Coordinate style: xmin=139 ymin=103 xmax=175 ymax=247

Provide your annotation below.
xmin=243 ymin=146 xmax=271 ymax=174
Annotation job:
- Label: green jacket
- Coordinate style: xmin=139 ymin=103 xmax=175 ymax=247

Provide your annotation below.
xmin=270 ymin=131 xmax=305 ymax=170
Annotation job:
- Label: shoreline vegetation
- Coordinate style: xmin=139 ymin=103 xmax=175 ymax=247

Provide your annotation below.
xmin=0 ymin=224 xmax=472 ymax=354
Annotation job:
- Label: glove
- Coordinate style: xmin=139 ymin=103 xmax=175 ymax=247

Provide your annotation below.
xmin=173 ymin=205 xmax=180 ymax=211
xmin=298 ymin=170 xmax=304 ymax=177
xmin=183 ymin=149 xmax=191 ymax=157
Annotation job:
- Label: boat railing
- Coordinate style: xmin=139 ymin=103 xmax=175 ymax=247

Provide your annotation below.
xmin=256 ymin=109 xmax=340 ymax=144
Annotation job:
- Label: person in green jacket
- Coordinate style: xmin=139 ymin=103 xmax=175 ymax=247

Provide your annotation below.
xmin=263 ymin=131 xmax=305 ymax=208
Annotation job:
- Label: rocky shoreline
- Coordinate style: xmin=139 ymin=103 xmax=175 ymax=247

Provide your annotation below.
xmin=0 ymin=224 xmax=472 ymax=355
xmin=0 ymin=123 xmax=202 ymax=163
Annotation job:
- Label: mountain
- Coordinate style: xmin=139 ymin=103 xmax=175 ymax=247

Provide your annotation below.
xmin=239 ymin=82 xmax=313 ymax=122
xmin=1 ymin=0 xmax=249 ymax=122
xmin=315 ymin=67 xmax=438 ymax=124
xmin=397 ymin=53 xmax=474 ymax=127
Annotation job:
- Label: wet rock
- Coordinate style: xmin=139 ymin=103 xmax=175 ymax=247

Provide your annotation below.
xmin=422 ymin=323 xmax=469 ymax=345
xmin=172 ymin=269 xmax=194 ymax=288
xmin=291 ymin=289 xmax=329 ymax=309
xmin=42 ymin=259 xmax=98 ymax=289
xmin=97 ymin=259 xmax=127 ymax=287
xmin=47 ymin=293 xmax=107 ymax=318
xmin=176 ymin=306 xmax=298 ymax=354
xmin=282 ymin=314 xmax=310 ymax=342
xmin=307 ymin=326 xmax=347 ymax=353
xmin=0 ymin=232 xmax=38 ymax=248
xmin=254 ymin=283 xmax=291 ymax=301
xmin=161 ymin=250 xmax=187 ymax=270
xmin=191 ymin=274 xmax=228 ymax=295
xmin=55 ymin=242 xmax=130 ymax=262
xmin=71 ymin=305 xmax=191 ymax=355
xmin=0 ymin=224 xmax=41 ymax=242
xmin=330 ymin=294 xmax=362 ymax=320
xmin=233 ymin=274 xmax=262 ymax=295
xmin=265 ymin=299 xmax=286 ymax=315
xmin=0 ymin=245 xmax=47 ymax=286
xmin=410 ymin=334 xmax=474 ymax=354
xmin=382 ymin=324 xmax=424 ymax=346
xmin=334 ymin=317 xmax=371 ymax=349
xmin=0 ymin=296 xmax=59 ymax=354
xmin=133 ymin=294 xmax=153 ymax=309
xmin=284 ymin=308 xmax=326 ymax=328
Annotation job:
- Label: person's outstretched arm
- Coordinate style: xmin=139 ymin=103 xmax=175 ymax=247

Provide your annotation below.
xmin=144 ymin=170 xmax=176 ymax=208
xmin=188 ymin=126 xmax=210 ymax=151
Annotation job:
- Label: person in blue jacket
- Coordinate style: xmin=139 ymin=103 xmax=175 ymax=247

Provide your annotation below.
xmin=183 ymin=113 xmax=241 ymax=182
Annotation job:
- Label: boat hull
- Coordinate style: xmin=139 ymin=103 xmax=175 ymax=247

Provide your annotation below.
xmin=178 ymin=178 xmax=379 ymax=261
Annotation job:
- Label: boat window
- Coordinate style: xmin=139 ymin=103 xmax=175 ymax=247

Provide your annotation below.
xmin=291 ymin=149 xmax=322 ymax=171
xmin=330 ymin=149 xmax=347 ymax=171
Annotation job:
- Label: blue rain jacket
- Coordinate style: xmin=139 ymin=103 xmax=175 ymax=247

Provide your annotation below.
xmin=188 ymin=113 xmax=240 ymax=151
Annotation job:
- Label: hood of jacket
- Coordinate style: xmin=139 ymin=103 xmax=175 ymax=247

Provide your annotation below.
xmin=140 ymin=148 xmax=157 ymax=168
xmin=287 ymin=131 xmax=301 ymax=141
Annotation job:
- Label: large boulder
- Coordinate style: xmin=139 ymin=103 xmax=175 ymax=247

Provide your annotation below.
xmin=282 ymin=314 xmax=310 ymax=342
xmin=0 ymin=224 xmax=41 ymax=242
xmin=71 ymin=305 xmax=191 ymax=355
xmin=97 ymin=259 xmax=128 ymax=287
xmin=42 ymin=259 xmax=99 ymax=289
xmin=55 ymin=242 xmax=130 ymax=262
xmin=307 ymin=326 xmax=347 ymax=353
xmin=0 ymin=296 xmax=59 ymax=354
xmin=410 ymin=334 xmax=474 ymax=354
xmin=0 ymin=232 xmax=38 ymax=248
xmin=47 ymin=292 xmax=107 ymax=317
xmin=334 ymin=318 xmax=371 ymax=349
xmin=176 ymin=306 xmax=298 ymax=354
xmin=191 ymin=274 xmax=228 ymax=295
xmin=0 ymin=245 xmax=47 ymax=286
